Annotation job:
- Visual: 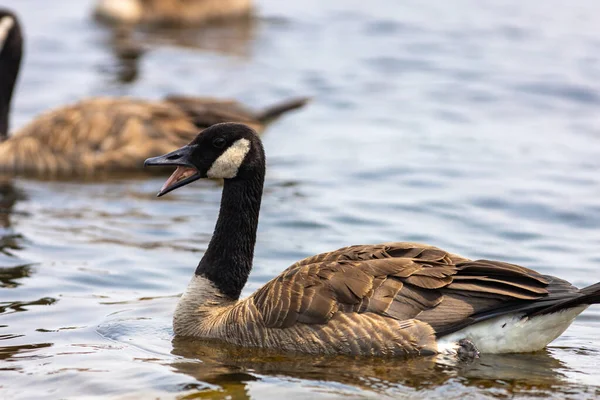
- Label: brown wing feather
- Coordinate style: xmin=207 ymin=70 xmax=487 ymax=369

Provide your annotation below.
xmin=250 ymin=242 xmax=567 ymax=337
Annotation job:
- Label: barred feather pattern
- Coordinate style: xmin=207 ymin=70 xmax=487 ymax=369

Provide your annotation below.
xmin=172 ymin=242 xmax=591 ymax=356
xmin=0 ymin=96 xmax=307 ymax=177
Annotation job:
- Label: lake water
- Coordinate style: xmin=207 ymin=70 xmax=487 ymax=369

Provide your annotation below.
xmin=2 ymin=0 xmax=600 ymax=398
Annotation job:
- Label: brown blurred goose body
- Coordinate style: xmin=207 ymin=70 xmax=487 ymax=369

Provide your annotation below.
xmin=94 ymin=0 xmax=252 ymax=26
xmin=0 ymin=9 xmax=308 ymax=177
xmin=0 ymin=95 xmax=308 ymax=177
xmin=145 ymin=123 xmax=600 ymax=357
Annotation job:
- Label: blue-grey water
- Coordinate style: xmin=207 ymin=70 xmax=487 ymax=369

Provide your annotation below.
xmin=2 ymin=0 xmax=600 ymax=398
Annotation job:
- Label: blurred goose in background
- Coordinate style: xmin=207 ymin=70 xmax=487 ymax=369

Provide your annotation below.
xmin=94 ymin=0 xmax=253 ymax=26
xmin=0 ymin=9 xmax=308 ymax=177
xmin=145 ymin=123 xmax=600 ymax=358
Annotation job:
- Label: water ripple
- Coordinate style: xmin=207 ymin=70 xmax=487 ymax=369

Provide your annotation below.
xmin=2 ymin=0 xmax=600 ymax=398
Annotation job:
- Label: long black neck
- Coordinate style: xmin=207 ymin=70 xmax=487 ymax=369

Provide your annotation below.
xmin=0 ymin=16 xmax=22 ymax=140
xmin=195 ymin=160 xmax=265 ymax=300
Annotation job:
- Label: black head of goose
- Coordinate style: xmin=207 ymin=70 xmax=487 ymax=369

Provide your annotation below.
xmin=145 ymin=123 xmax=600 ymax=358
xmin=0 ymin=8 xmax=308 ymax=177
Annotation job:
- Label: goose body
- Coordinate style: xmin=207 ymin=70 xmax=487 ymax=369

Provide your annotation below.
xmin=0 ymin=95 xmax=307 ymax=176
xmin=145 ymin=123 xmax=600 ymax=357
xmin=94 ymin=0 xmax=252 ymax=26
xmin=0 ymin=9 xmax=308 ymax=177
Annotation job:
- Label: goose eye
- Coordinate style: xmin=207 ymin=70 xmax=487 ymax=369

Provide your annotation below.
xmin=213 ymin=138 xmax=226 ymax=149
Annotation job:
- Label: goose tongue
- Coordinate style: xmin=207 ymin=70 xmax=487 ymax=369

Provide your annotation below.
xmin=161 ymin=166 xmax=197 ymax=193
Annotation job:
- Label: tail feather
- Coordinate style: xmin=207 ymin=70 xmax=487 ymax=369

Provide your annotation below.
xmin=437 ymin=281 xmax=600 ymax=337
xmin=527 ymin=282 xmax=600 ymax=317
xmin=255 ymin=97 xmax=310 ymax=123
xmin=580 ymin=282 xmax=600 ymax=296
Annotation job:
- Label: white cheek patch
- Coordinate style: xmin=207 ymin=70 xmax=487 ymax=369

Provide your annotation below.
xmin=0 ymin=16 xmax=15 ymax=53
xmin=207 ymin=138 xmax=251 ymax=179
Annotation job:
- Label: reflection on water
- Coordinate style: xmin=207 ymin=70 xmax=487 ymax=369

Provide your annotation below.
xmin=0 ymin=264 xmax=33 ymax=288
xmin=0 ymin=342 xmax=52 ymax=361
xmin=137 ymin=18 xmax=257 ymax=56
xmin=100 ymin=26 xmax=146 ymax=84
xmin=0 ymin=180 xmax=27 ymax=229
xmin=170 ymin=337 xmax=578 ymax=399
xmin=0 ymin=233 xmax=24 ymax=257
xmin=1 ymin=0 xmax=600 ymax=398
xmin=97 ymin=18 xmax=256 ymax=84
xmin=0 ymin=297 xmax=57 ymax=315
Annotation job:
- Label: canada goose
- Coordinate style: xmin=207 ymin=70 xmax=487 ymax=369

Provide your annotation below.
xmin=0 ymin=9 xmax=308 ymax=177
xmin=94 ymin=0 xmax=252 ymax=26
xmin=145 ymin=122 xmax=600 ymax=358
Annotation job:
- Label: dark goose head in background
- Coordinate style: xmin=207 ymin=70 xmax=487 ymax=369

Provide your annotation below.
xmin=0 ymin=8 xmax=23 ymax=140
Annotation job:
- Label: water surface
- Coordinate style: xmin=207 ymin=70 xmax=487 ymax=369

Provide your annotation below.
xmin=1 ymin=0 xmax=600 ymax=398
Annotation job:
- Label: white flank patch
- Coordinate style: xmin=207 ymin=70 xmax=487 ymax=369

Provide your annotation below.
xmin=207 ymin=138 xmax=251 ymax=179
xmin=437 ymin=305 xmax=588 ymax=354
xmin=95 ymin=0 xmax=142 ymax=23
xmin=0 ymin=16 xmax=15 ymax=53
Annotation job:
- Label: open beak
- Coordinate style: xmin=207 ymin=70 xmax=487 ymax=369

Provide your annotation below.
xmin=144 ymin=145 xmax=201 ymax=197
